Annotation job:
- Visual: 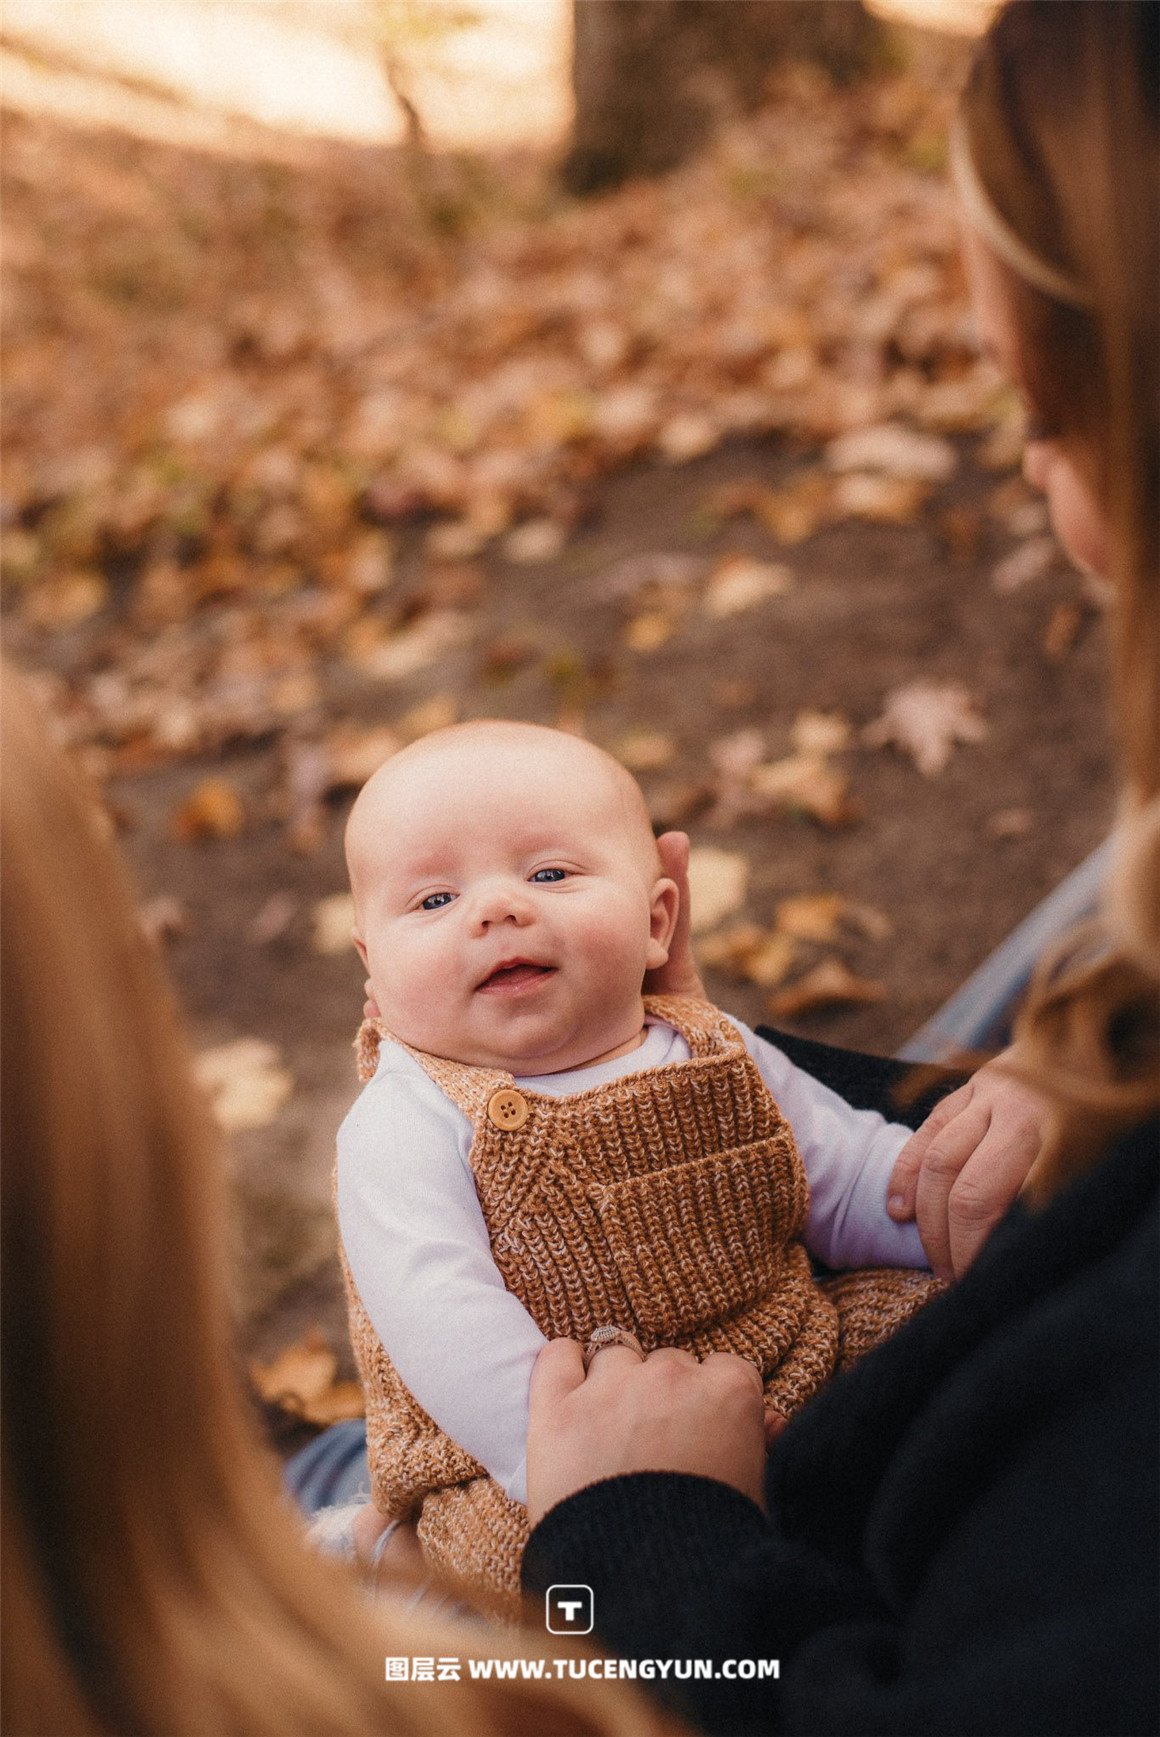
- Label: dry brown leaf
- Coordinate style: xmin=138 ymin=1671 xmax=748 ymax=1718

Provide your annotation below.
xmin=767 ymin=958 xmax=887 ymax=1019
xmin=399 ymin=695 xmax=459 ymax=741
xmin=789 ymin=710 xmax=850 ymax=759
xmin=195 ymin=1038 xmax=293 ymax=1132
xmin=251 ymin=1330 xmax=337 ymax=1408
xmin=249 ymin=891 xmax=298 ymax=945
xmin=646 ymin=778 xmax=713 ymax=831
xmin=992 ymin=535 xmax=1056 ymax=594
xmin=697 ymin=923 xmax=797 ymax=989
xmin=503 ymin=518 xmax=567 ymax=564
xmin=325 ymin=724 xmax=401 ymax=790
xmin=624 ymin=611 xmax=677 ymax=653
xmin=754 ymin=471 xmax=831 ymax=544
xmin=657 ymin=411 xmax=720 ymax=464
xmin=139 ymin=894 xmax=190 ymax=947
xmin=826 ymin=423 xmax=956 ymax=482
xmin=171 ymin=777 xmax=246 ymax=842
xmin=250 ymin=1330 xmax=364 ymax=1422
xmin=863 ymin=681 xmax=988 ymax=777
xmin=703 ymin=555 xmax=793 ymax=618
xmin=831 ymin=472 xmax=928 ymax=525
xmin=312 ymin=892 xmax=357 ymax=957
xmin=614 ymin=729 xmax=677 ymax=773
xmin=750 ymin=755 xmax=859 ymax=827
xmin=1043 ymin=601 xmax=1084 ymax=660
xmin=21 ymin=570 xmax=109 ymax=631
xmin=986 ymin=807 xmax=1034 ymax=839
xmin=774 ymin=893 xmax=845 ymax=943
xmin=687 ymin=847 xmax=749 ymax=934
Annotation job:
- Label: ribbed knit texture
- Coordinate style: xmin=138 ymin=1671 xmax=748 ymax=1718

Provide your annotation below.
xmin=341 ymin=995 xmax=942 ymax=1610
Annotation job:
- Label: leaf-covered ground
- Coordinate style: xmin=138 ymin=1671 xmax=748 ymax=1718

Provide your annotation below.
xmin=1 ymin=60 xmax=1115 ymax=1372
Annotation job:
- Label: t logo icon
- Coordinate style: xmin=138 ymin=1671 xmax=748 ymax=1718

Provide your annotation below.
xmin=546 ymin=1584 xmax=594 ymax=1634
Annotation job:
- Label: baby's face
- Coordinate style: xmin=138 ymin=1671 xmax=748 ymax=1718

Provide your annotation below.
xmin=347 ymin=728 xmax=677 ymax=1075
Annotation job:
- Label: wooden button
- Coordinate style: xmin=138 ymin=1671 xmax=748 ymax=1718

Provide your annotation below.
xmin=486 ymin=1088 xmax=529 ymax=1131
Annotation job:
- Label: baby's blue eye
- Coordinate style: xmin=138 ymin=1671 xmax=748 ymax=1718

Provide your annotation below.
xmin=530 ymin=868 xmax=567 ymax=883
xmin=420 ymin=891 xmax=455 ymax=910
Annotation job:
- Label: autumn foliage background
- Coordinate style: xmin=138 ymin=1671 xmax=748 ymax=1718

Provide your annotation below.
xmin=1 ymin=5 xmax=1114 ymax=1412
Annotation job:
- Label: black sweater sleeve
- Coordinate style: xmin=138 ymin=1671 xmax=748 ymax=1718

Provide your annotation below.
xmin=522 ymin=1127 xmax=1160 ymax=1737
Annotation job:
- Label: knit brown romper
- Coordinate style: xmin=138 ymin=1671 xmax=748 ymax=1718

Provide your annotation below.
xmin=341 ymin=994 xmax=941 ymax=1610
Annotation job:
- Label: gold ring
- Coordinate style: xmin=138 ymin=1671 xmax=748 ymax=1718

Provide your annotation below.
xmin=582 ymin=1325 xmax=645 ymax=1371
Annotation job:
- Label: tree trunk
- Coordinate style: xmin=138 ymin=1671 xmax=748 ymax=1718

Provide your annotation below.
xmin=563 ymin=0 xmax=888 ymax=195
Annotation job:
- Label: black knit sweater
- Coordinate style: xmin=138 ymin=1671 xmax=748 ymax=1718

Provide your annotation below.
xmin=523 ymin=1115 xmax=1160 ymax=1736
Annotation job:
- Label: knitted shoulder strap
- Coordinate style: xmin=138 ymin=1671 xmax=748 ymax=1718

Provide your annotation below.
xmin=354 ymin=1017 xmax=512 ymax=1121
xmin=642 ymin=993 xmax=746 ymax=1059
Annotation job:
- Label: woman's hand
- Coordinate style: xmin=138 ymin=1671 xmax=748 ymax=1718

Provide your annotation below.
xmin=526 ymin=1340 xmax=768 ymax=1526
xmin=643 ymin=831 xmax=708 ymax=1001
xmin=887 ymin=1055 xmax=1049 ymax=1279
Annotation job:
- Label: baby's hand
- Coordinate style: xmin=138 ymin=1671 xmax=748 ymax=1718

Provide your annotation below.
xmin=887 ymin=1057 xmax=1049 ymax=1280
xmin=643 ymin=831 xmax=709 ymax=1001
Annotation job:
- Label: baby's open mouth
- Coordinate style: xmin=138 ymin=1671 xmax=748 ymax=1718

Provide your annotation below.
xmin=475 ymin=961 xmax=557 ymax=994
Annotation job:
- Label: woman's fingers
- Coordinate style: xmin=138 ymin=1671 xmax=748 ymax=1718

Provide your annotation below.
xmin=887 ymin=1081 xmax=972 ymax=1221
xmin=528 ymin=1336 xmax=587 ymax=1410
xmin=913 ymin=1098 xmax=993 ymax=1278
xmin=645 ymin=831 xmax=708 ymax=1000
xmin=944 ymin=1110 xmax=1042 ymax=1277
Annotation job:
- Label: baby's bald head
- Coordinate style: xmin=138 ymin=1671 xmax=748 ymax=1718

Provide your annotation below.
xmin=345 ymin=720 xmax=659 ymax=919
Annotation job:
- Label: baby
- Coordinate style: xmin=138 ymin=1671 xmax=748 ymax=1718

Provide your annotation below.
xmin=337 ymin=721 xmax=941 ymax=1605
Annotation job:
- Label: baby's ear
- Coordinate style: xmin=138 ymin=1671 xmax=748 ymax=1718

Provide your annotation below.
xmin=351 ymin=927 xmax=369 ymax=969
xmin=645 ymin=877 xmax=680 ymax=969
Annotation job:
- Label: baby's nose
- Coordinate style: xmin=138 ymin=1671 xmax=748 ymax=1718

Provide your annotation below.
xmin=471 ymin=880 xmax=533 ymax=929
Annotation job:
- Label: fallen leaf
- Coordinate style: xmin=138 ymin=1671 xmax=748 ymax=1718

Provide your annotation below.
xmin=21 ymin=570 xmax=109 ymax=630
xmin=312 ymin=892 xmax=357 ymax=957
xmin=789 ymin=710 xmax=850 ymax=759
xmin=426 ymin=519 xmax=488 ymax=560
xmin=480 ymin=636 xmax=537 ymax=683
xmin=696 ymin=923 xmax=797 ymax=989
xmin=249 ymin=891 xmax=298 ymax=945
xmin=750 ymin=755 xmax=859 ymax=827
xmin=399 ymin=695 xmax=459 ymax=741
xmin=774 ymin=893 xmax=845 ymax=943
xmin=1043 ymin=601 xmax=1084 ymax=660
xmin=992 ymin=536 xmax=1056 ymax=594
xmin=324 ymin=724 xmax=401 ymax=790
xmin=251 ymin=1330 xmax=336 ymax=1407
xmin=646 ymin=778 xmax=713 ymax=830
xmin=687 ymin=846 xmax=749 ymax=933
xmin=703 ymin=554 xmax=793 ymax=617
xmin=767 ymin=958 xmax=887 ymax=1019
xmin=754 ymin=470 xmax=831 ymax=544
xmin=986 ymin=807 xmax=1034 ymax=839
xmin=614 ymin=728 xmax=677 ymax=772
xmin=624 ymin=611 xmax=677 ymax=653
xmin=250 ymin=1329 xmax=364 ymax=1424
xmin=195 ymin=1038 xmax=293 ymax=1131
xmin=831 ymin=472 xmax=928 ymax=525
xmin=346 ymin=611 xmax=468 ymax=682
xmin=344 ymin=529 xmax=396 ymax=594
xmin=863 ymin=682 xmax=988 ymax=777
xmin=826 ymin=422 xmax=956 ymax=482
xmin=139 ymin=894 xmax=190 ymax=947
xmin=658 ymin=411 xmax=720 ymax=463
xmin=503 ymin=518 xmax=567 ymax=564
xmin=171 ymin=777 xmax=246 ymax=842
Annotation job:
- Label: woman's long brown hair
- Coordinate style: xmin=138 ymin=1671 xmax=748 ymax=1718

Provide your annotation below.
xmin=0 ymin=665 xmax=663 ymax=1737
xmin=959 ymin=0 xmax=1160 ymax=1195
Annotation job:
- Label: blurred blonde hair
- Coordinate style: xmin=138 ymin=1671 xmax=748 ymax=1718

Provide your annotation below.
xmin=958 ymin=0 xmax=1160 ymax=1196
xmin=0 ymin=664 xmax=663 ymax=1737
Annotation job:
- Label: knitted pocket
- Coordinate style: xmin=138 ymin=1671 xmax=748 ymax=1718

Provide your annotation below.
xmin=588 ymin=1133 xmax=805 ymax=1339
